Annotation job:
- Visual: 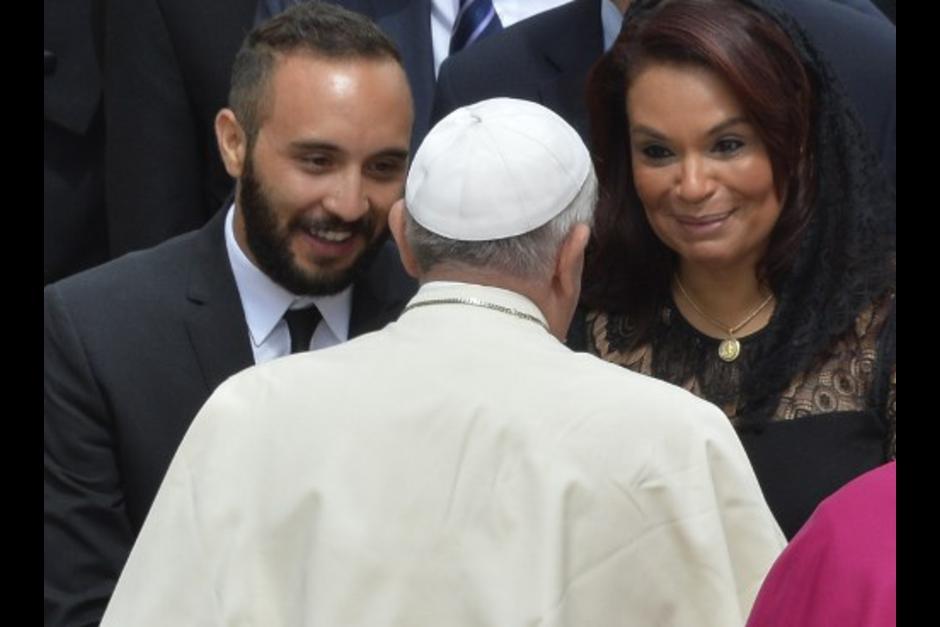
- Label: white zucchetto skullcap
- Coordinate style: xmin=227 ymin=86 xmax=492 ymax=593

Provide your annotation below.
xmin=405 ymin=97 xmax=591 ymax=241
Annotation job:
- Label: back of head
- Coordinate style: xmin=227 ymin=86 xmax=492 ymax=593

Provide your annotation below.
xmin=228 ymin=2 xmax=405 ymax=147
xmin=402 ymin=97 xmax=597 ymax=281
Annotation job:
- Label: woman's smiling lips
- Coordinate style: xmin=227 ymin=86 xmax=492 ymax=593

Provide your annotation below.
xmin=673 ymin=209 xmax=735 ymax=236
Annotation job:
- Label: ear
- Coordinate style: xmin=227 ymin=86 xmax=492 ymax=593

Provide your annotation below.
xmin=215 ymin=108 xmax=248 ymax=178
xmin=388 ymin=199 xmax=421 ymax=279
xmin=554 ymin=223 xmax=591 ymax=301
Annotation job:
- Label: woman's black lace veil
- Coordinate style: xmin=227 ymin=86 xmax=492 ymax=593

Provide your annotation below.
xmin=600 ymin=0 xmax=896 ymax=426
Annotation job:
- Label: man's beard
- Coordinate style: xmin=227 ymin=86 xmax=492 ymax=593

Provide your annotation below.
xmin=239 ymin=155 xmax=388 ymax=296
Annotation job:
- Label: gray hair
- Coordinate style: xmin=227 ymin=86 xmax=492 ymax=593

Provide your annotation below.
xmin=404 ymin=168 xmax=597 ymax=279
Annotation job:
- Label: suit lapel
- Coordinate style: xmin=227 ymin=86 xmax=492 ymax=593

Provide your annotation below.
xmin=349 ymin=240 xmax=418 ymax=338
xmin=184 ymin=209 xmax=255 ymax=392
xmin=536 ymin=0 xmax=604 ymax=140
xmin=182 ymin=208 xmax=415 ymax=365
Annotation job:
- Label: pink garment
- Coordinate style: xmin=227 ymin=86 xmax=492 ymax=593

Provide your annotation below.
xmin=747 ymin=462 xmax=896 ymax=627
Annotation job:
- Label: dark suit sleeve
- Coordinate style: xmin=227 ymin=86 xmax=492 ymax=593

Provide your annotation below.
xmin=105 ymin=0 xmax=207 ymax=257
xmin=430 ymin=57 xmax=464 ymax=127
xmin=44 ymin=286 xmax=135 ymax=626
xmin=44 ymin=0 xmax=109 ymax=284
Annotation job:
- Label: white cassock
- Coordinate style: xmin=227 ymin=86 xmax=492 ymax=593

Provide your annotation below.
xmin=102 ymin=281 xmax=785 ymax=627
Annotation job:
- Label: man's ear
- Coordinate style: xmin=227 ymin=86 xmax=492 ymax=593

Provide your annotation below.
xmin=554 ymin=223 xmax=591 ymax=301
xmin=388 ymin=199 xmax=421 ymax=279
xmin=215 ymin=108 xmax=248 ymax=178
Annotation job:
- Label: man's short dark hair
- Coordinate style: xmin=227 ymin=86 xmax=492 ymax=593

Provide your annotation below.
xmin=229 ymin=2 xmax=404 ymax=146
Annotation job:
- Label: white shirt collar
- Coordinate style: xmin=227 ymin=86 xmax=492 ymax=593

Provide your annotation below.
xmin=601 ymin=0 xmax=624 ymax=52
xmin=430 ymin=0 xmax=576 ymax=77
xmin=224 ymin=205 xmax=352 ymax=353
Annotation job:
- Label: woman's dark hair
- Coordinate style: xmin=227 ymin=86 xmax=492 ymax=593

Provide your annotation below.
xmin=582 ymin=0 xmax=815 ymax=343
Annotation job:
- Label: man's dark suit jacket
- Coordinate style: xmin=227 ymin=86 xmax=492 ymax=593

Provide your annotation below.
xmin=44 ymin=208 xmax=417 ymax=626
xmin=432 ymin=0 xmax=896 ymax=189
xmin=44 ymin=0 xmax=109 ymax=284
xmin=105 ymin=0 xmax=434 ymax=258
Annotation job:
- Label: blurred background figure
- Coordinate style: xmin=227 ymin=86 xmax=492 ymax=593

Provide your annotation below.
xmin=44 ymin=0 xmax=108 ymax=284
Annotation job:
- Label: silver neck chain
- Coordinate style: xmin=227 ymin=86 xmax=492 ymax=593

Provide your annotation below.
xmin=402 ymin=297 xmax=550 ymax=332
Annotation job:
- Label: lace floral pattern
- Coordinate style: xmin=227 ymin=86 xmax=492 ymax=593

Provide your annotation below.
xmin=775 ymin=294 xmax=891 ymax=420
xmin=586 ymin=292 xmax=895 ymax=456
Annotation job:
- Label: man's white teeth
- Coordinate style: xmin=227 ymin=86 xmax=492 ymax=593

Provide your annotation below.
xmin=309 ymin=229 xmax=353 ymax=242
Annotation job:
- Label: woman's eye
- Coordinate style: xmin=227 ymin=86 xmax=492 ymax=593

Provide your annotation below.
xmin=641 ymin=144 xmax=673 ymax=160
xmin=713 ymin=138 xmax=744 ymax=155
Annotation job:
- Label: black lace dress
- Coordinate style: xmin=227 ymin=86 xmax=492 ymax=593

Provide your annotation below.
xmin=579 ymin=289 xmax=895 ymax=539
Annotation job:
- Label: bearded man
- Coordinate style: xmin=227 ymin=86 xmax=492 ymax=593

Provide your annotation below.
xmin=43 ymin=4 xmax=416 ymax=625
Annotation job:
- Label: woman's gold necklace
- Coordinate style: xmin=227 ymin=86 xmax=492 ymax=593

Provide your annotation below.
xmin=674 ymin=276 xmax=775 ymax=362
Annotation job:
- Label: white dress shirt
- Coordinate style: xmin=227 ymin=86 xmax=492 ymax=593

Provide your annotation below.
xmin=223 ymin=204 xmax=351 ymax=363
xmin=601 ymin=0 xmax=624 ymax=51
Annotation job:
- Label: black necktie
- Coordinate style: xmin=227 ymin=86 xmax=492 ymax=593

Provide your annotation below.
xmin=283 ymin=306 xmax=322 ymax=354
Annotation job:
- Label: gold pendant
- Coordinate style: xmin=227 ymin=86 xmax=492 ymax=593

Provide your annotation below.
xmin=718 ymin=338 xmax=741 ymax=362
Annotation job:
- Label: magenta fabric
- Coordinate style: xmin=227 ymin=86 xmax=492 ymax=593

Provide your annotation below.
xmin=747 ymin=462 xmax=896 ymax=627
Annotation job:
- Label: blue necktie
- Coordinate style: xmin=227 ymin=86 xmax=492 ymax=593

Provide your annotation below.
xmin=450 ymin=0 xmax=503 ymax=55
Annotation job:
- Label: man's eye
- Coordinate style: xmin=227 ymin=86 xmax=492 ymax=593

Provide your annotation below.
xmin=302 ymin=155 xmax=331 ymax=168
xmin=368 ymin=160 xmax=404 ymax=178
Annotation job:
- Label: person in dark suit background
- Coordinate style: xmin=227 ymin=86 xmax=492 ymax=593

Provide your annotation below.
xmin=435 ymin=0 xmax=607 ymax=141
xmin=44 ymin=5 xmax=417 ymax=625
xmin=44 ymin=0 xmax=109 ymax=284
xmin=433 ymin=0 xmax=896 ymax=193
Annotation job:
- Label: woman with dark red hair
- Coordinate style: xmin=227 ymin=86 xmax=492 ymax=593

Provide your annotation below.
xmin=575 ymin=0 xmax=895 ymax=540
